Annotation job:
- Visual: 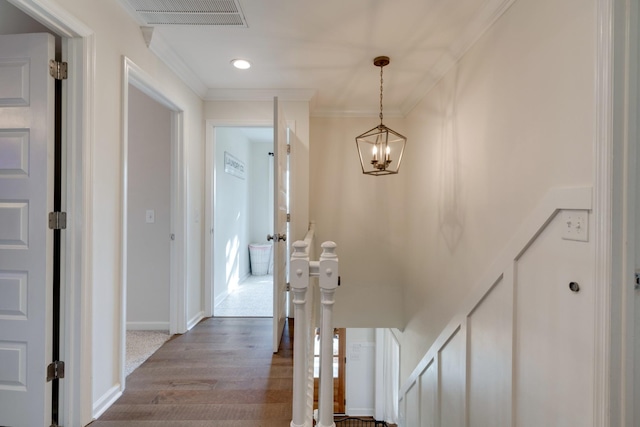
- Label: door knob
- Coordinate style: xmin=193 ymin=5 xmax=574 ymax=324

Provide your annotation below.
xmin=267 ymin=233 xmax=286 ymax=242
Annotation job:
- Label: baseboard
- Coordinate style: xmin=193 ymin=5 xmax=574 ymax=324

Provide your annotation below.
xmin=92 ymin=383 xmax=122 ymax=419
xmin=187 ymin=310 xmax=205 ymax=330
xmin=126 ymin=321 xmax=170 ymax=331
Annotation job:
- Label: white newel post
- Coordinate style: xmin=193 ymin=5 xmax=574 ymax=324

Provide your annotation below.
xmin=290 ymin=241 xmax=310 ymax=427
xmin=318 ymin=241 xmax=339 ymax=427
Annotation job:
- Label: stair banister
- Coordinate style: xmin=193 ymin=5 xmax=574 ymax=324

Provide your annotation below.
xmin=290 ymin=238 xmax=339 ymax=427
xmin=318 ymin=241 xmax=339 ymax=427
xmin=290 ymin=240 xmax=310 ymax=427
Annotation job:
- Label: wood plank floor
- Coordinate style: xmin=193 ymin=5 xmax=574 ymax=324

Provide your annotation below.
xmin=88 ymin=317 xmax=293 ymax=427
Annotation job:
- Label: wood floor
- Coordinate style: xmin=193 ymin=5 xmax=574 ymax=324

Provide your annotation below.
xmin=88 ymin=317 xmax=293 ymax=427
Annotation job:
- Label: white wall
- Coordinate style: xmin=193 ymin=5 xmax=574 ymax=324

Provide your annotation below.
xmin=126 ymin=85 xmax=171 ymax=330
xmin=213 ymin=128 xmax=251 ymax=302
xmin=345 ymin=328 xmax=376 ymax=416
xmin=394 ymin=0 xmax=597 ymax=423
xmin=309 ymin=116 xmax=405 ymax=329
xmin=398 ymin=0 xmax=595 ymax=385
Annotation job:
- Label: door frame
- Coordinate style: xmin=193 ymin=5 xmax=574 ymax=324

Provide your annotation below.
xmin=204 ymin=119 xmax=273 ymax=317
xmin=597 ymin=0 xmax=639 ymax=426
xmin=7 ymin=0 xmax=95 ymax=425
xmin=204 ymin=119 xmax=295 ymax=318
xmin=120 ymin=57 xmax=187 ymax=386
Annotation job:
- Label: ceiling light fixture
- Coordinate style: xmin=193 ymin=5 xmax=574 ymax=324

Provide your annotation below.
xmin=355 ymin=56 xmax=407 ymax=176
xmin=231 ymin=59 xmax=251 ymax=69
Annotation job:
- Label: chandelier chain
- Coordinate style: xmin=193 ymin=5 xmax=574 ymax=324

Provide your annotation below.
xmin=379 ymin=65 xmax=384 ymax=124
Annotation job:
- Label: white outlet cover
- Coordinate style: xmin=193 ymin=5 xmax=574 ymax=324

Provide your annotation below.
xmin=561 ymin=210 xmax=588 ymax=242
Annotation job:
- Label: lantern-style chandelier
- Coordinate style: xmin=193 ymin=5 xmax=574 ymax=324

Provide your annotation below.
xmin=355 ymin=56 xmax=407 ymax=176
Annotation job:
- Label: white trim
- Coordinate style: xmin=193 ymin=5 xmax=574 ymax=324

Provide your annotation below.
xmin=187 ymin=311 xmax=205 ymax=330
xmin=126 ymin=321 xmax=171 ymax=331
xmin=310 ymin=108 xmax=404 ymax=119
xmin=204 ymin=118 xmax=273 ymax=318
xmin=121 ymin=57 xmax=188 ymax=393
xmin=91 ymin=384 xmax=121 ymax=420
xmin=624 ymin=3 xmax=640 ymax=426
xmin=6 ymin=0 xmax=92 ymax=37
xmin=594 ymin=0 xmax=615 ymax=426
xmin=62 ymin=33 xmax=95 ymax=427
xmin=205 ymin=88 xmax=316 ymax=103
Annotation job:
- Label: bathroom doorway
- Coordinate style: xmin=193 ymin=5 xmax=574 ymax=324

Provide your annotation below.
xmin=208 ymin=126 xmax=275 ymax=317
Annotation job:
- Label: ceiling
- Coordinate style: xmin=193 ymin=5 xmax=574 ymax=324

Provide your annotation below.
xmin=119 ymin=0 xmax=514 ymax=117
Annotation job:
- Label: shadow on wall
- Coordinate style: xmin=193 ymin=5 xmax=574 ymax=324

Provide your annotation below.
xmin=438 ymin=67 xmax=464 ymax=252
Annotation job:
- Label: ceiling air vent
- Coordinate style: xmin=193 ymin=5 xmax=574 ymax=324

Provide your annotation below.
xmin=124 ymin=0 xmax=248 ymax=26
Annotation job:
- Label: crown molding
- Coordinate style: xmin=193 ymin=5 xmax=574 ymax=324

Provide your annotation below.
xmin=204 ymin=88 xmax=317 ymax=103
xmin=400 ymin=0 xmax=516 ymax=116
xmin=310 ymin=108 xmax=404 ymax=119
xmin=146 ymin=29 xmax=208 ymax=98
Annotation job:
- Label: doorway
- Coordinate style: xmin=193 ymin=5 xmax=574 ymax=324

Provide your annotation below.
xmin=124 ymin=84 xmax=172 ymax=375
xmin=314 ymin=328 xmax=347 ymax=414
xmin=120 ymin=57 xmax=186 ymax=387
xmin=209 ymin=126 xmax=274 ymax=317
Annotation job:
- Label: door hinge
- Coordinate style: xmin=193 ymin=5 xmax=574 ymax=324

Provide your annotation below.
xmin=46 ymin=361 xmax=65 ymax=381
xmin=49 ymin=60 xmax=68 ymax=80
xmin=635 ymin=273 xmax=640 ymax=290
xmin=48 ymin=212 xmax=67 ymax=230
xmin=287 ymin=144 xmax=291 ymax=155
xmin=286 ymin=213 xmax=291 ymax=222
xmin=286 ymin=282 xmax=291 ymax=292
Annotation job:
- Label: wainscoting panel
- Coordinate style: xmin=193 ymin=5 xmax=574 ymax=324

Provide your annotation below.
xmin=405 ymin=382 xmax=420 ymax=427
xmin=467 ymin=274 xmax=512 ymax=427
xmin=419 ymin=360 xmax=437 ymax=427
xmin=514 ymin=210 xmax=594 ymax=426
xmin=398 ymin=187 xmax=593 ymax=427
xmin=439 ymin=327 xmax=465 ymax=427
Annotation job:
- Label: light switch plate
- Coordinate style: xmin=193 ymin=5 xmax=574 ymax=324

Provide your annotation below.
xmin=145 ymin=209 xmax=155 ymax=224
xmin=561 ymin=210 xmax=588 ymax=242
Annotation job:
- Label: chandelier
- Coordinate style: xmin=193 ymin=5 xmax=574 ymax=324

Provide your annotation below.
xmin=355 ymin=56 xmax=407 ymax=176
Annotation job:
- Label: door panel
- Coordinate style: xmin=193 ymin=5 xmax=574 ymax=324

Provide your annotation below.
xmin=0 ymin=33 xmax=55 ymax=427
xmin=272 ymin=97 xmax=288 ymax=352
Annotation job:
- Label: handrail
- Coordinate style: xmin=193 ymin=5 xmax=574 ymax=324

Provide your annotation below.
xmin=290 ymin=225 xmax=338 ymax=427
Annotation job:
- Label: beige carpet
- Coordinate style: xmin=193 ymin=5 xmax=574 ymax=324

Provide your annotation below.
xmin=125 ymin=330 xmax=170 ymax=377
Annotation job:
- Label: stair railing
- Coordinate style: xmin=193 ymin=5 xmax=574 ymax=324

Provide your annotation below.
xmin=290 ymin=238 xmax=339 ymax=427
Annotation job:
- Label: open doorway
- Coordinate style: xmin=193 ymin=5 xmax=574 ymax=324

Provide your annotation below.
xmin=120 ymin=57 xmax=187 ymax=386
xmin=124 ymin=84 xmax=172 ymax=375
xmin=209 ymin=127 xmax=274 ymax=317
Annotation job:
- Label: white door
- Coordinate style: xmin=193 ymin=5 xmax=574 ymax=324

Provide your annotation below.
xmin=0 ymin=33 xmax=55 ymax=426
xmin=272 ymin=97 xmax=289 ymax=352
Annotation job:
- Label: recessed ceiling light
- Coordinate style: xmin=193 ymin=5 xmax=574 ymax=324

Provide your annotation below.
xmin=231 ymin=59 xmax=251 ymax=70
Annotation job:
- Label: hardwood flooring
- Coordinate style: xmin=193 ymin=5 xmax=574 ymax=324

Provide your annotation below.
xmin=89 ymin=317 xmax=293 ymax=427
